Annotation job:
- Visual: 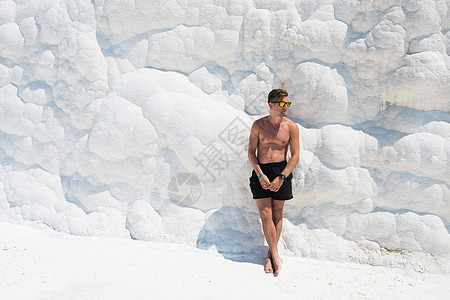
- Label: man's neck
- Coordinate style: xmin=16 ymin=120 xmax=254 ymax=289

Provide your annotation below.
xmin=268 ymin=114 xmax=283 ymax=126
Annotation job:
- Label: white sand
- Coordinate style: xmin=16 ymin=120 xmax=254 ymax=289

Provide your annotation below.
xmin=1 ymin=222 xmax=449 ymax=300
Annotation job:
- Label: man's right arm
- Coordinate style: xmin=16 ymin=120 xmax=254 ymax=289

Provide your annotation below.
xmin=248 ymin=121 xmax=262 ymax=175
xmin=248 ymin=121 xmax=270 ymax=189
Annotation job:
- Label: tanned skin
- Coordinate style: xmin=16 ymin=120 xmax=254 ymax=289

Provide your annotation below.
xmin=248 ymin=95 xmax=300 ymax=276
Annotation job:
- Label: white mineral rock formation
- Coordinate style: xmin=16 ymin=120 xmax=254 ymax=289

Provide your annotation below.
xmin=0 ymin=0 xmax=449 ymax=271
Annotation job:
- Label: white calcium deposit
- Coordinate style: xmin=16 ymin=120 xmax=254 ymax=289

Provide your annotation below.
xmin=0 ymin=0 xmax=449 ymax=272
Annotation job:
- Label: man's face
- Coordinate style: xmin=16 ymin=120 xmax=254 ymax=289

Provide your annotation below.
xmin=270 ymin=96 xmax=289 ymax=117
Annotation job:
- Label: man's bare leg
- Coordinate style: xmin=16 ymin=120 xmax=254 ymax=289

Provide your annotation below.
xmin=256 ymin=197 xmax=281 ymax=275
xmin=273 ymin=200 xmax=285 ymax=275
xmin=267 ymin=199 xmax=285 ymax=276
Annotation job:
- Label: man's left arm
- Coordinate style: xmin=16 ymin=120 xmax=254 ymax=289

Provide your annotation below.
xmin=281 ymin=122 xmax=300 ymax=176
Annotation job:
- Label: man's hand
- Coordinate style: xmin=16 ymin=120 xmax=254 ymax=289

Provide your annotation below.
xmin=259 ymin=175 xmax=271 ymax=190
xmin=268 ymin=176 xmax=283 ymax=192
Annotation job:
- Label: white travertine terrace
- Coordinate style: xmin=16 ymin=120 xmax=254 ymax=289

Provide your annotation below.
xmin=0 ymin=0 xmax=449 ymax=271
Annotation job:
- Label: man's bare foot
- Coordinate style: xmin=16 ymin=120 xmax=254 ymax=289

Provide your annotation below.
xmin=264 ymin=256 xmax=273 ymax=274
xmin=272 ymin=256 xmax=283 ymax=277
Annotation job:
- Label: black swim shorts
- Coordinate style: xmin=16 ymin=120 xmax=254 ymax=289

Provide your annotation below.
xmin=249 ymin=160 xmax=293 ymax=200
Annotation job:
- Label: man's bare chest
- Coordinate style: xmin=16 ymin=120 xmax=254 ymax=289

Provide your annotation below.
xmin=259 ymin=127 xmax=290 ymax=147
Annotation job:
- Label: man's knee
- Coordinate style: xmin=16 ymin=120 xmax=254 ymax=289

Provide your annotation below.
xmin=258 ymin=206 xmax=272 ymax=221
xmin=272 ymin=212 xmax=283 ymax=224
xmin=272 ymin=201 xmax=284 ymax=220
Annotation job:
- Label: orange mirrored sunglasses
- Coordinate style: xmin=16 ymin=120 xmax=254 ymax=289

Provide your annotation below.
xmin=270 ymin=101 xmax=291 ymax=108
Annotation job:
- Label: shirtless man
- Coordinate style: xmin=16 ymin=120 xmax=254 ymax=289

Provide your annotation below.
xmin=248 ymin=89 xmax=300 ymax=277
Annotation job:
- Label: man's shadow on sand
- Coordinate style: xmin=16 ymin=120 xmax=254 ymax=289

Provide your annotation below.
xmin=196 ymin=205 xmax=269 ymax=265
